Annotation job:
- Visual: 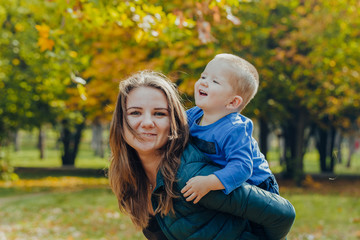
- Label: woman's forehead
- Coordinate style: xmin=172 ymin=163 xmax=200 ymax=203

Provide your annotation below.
xmin=126 ymin=86 xmax=168 ymax=108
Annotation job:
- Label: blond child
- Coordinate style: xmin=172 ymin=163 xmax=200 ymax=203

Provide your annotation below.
xmin=181 ymin=53 xmax=279 ymax=204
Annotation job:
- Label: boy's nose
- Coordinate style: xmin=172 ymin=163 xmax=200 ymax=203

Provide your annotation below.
xmin=199 ymin=78 xmax=208 ymax=87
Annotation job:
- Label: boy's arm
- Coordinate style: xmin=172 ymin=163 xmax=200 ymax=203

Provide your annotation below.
xmin=181 ymin=174 xmax=223 ymax=204
xmin=213 ymin=124 xmax=254 ymax=194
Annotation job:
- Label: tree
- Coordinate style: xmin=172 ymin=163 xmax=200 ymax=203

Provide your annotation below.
xmin=28 ymin=0 xmax=240 ymax=165
xmin=2 ymin=0 xmax=359 ymax=179
xmin=0 ymin=0 xmax=65 ymax=148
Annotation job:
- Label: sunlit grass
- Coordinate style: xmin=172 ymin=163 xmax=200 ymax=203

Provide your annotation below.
xmin=283 ymin=192 xmax=360 ymax=240
xmin=0 ymin=187 xmax=144 ymax=240
xmin=1 ymin=177 xmax=360 ymax=240
xmin=2 ymin=129 xmax=360 ymax=239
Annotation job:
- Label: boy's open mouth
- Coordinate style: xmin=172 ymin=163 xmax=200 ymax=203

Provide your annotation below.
xmin=199 ymin=90 xmax=208 ymax=96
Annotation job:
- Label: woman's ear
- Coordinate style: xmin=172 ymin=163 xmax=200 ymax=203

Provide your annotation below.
xmin=226 ymin=96 xmax=243 ymax=110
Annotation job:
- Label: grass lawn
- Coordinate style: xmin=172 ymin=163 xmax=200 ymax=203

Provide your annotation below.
xmin=280 ymin=178 xmax=360 ymax=240
xmin=1 ymin=129 xmax=360 ymax=239
xmin=0 ymin=187 xmax=143 ymax=240
xmin=1 ymin=177 xmax=360 ymax=240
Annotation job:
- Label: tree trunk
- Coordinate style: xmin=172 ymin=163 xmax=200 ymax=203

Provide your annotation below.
xmin=278 ymin=132 xmax=286 ymax=166
xmin=329 ymin=126 xmax=336 ymax=172
xmin=13 ymin=130 xmax=20 ymax=152
xmin=316 ymin=126 xmax=328 ymax=172
xmin=259 ymin=117 xmax=269 ymax=159
xmin=282 ymin=123 xmax=296 ymax=178
xmin=293 ymin=109 xmax=306 ymax=184
xmin=91 ymin=122 xmax=104 ymax=158
xmin=38 ymin=126 xmax=45 ymax=159
xmin=347 ymin=135 xmax=355 ymax=168
xmin=282 ymin=108 xmax=307 ymax=185
xmin=60 ymin=119 xmax=85 ymax=166
xmin=315 ymin=123 xmax=337 ymax=173
xmin=334 ymin=131 xmax=342 ymax=163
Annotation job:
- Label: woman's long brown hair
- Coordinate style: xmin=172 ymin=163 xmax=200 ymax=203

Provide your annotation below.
xmin=108 ymin=71 xmax=189 ymax=229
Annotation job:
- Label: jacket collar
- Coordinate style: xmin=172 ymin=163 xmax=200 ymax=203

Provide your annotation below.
xmin=153 ymin=169 xmax=165 ymax=192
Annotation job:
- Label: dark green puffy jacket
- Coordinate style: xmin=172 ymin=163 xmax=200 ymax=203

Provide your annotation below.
xmin=151 ymin=143 xmax=295 ymax=240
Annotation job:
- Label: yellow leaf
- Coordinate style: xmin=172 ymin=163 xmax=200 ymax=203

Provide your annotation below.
xmin=135 ymin=29 xmax=144 ymax=43
xmin=37 ymin=37 xmax=55 ymax=52
xmin=69 ymin=51 xmax=78 ymax=58
xmin=35 ymin=24 xmax=50 ymax=38
xmin=77 ymin=84 xmax=87 ymax=101
xmin=53 ymin=29 xmax=65 ymax=36
xmin=15 ymin=23 xmax=25 ymax=32
xmin=329 ymin=60 xmax=336 ymax=67
xmin=12 ymin=58 xmax=20 ymax=66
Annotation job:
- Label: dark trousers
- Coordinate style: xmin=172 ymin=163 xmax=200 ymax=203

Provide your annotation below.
xmin=251 ymin=175 xmax=281 ymax=239
xmin=257 ymin=174 xmax=280 ymax=195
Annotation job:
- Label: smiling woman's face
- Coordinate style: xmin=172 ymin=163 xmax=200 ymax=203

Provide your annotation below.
xmin=124 ymin=86 xmax=170 ymax=157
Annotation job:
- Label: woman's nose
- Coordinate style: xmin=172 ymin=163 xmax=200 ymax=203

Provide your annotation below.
xmin=140 ymin=114 xmax=155 ymax=128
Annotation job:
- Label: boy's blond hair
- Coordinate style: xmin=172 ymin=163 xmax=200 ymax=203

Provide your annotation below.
xmin=214 ymin=53 xmax=259 ymax=111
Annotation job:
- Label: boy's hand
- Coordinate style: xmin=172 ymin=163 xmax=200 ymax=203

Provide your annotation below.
xmin=181 ymin=174 xmax=224 ymax=204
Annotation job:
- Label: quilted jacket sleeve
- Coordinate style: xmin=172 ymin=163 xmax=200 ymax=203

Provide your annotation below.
xmin=180 ymin=144 xmax=295 ymax=240
xmin=200 ymin=183 xmax=295 ymax=240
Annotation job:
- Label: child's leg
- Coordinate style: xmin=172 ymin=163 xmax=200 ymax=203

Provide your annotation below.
xmin=251 ymin=175 xmax=281 ymax=238
xmin=257 ymin=174 xmax=279 ymax=195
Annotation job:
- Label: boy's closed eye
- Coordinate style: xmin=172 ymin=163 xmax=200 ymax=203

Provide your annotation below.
xmin=213 ymin=80 xmax=220 ymax=84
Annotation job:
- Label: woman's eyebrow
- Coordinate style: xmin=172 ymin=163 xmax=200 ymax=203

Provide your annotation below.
xmin=126 ymin=106 xmax=141 ymax=110
xmin=126 ymin=107 xmax=168 ymax=111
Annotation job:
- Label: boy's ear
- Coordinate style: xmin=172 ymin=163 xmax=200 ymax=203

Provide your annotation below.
xmin=226 ymin=96 xmax=243 ymax=109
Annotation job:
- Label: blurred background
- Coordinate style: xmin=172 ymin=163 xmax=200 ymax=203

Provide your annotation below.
xmin=0 ymin=0 xmax=359 ymax=239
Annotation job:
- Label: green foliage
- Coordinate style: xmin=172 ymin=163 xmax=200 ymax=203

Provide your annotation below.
xmin=0 ymin=158 xmax=18 ymax=181
xmin=1 ymin=0 xmax=359 ymax=176
xmin=0 ymin=0 xmax=67 ymax=141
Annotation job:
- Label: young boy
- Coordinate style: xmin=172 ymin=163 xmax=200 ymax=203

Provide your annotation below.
xmin=181 ymin=53 xmax=279 ymax=204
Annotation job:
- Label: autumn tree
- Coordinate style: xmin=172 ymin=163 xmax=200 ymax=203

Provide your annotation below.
xmin=30 ymin=0 xmax=239 ymax=165
xmin=2 ymin=0 xmax=359 ymax=180
xmin=212 ymin=0 xmax=360 ymax=182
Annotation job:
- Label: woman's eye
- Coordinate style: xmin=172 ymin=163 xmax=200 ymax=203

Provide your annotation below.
xmin=128 ymin=111 xmax=141 ymax=116
xmin=154 ymin=112 xmax=167 ymax=116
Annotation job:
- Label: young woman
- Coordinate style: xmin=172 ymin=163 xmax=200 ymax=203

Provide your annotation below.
xmin=109 ymin=71 xmax=295 ymax=240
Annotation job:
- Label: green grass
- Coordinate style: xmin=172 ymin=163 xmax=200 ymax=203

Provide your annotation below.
xmin=283 ymin=192 xmax=360 ymax=240
xmin=1 ymin=181 xmax=359 ymax=240
xmin=0 ymin=187 xmax=144 ymax=240
xmin=2 ymin=129 xmax=360 ymax=239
